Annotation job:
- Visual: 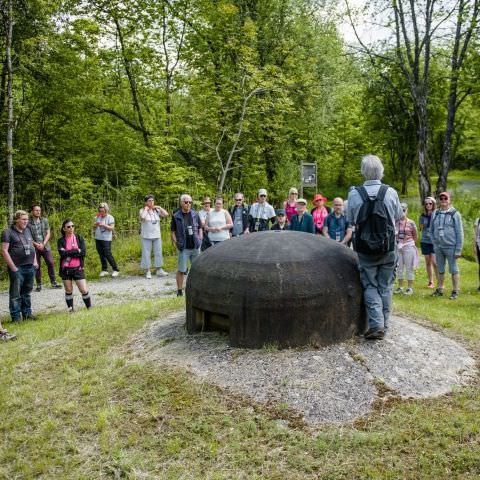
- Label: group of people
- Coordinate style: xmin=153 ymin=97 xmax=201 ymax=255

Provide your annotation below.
xmin=0 ymin=154 xmax=475 ymax=343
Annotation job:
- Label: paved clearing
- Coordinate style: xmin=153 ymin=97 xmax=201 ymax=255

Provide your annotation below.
xmin=126 ymin=311 xmax=477 ymax=426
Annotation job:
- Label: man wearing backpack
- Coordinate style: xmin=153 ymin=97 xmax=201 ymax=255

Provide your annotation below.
xmin=347 ymin=155 xmax=402 ymax=340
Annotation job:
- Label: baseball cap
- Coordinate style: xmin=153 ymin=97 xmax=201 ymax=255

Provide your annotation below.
xmin=439 ymin=191 xmax=450 ymax=200
xmin=296 ymin=198 xmax=307 ymax=205
xmin=400 ymin=202 xmax=408 ymax=210
xmin=275 ymin=209 xmax=286 ymax=216
xmin=258 ymin=188 xmax=267 ymax=196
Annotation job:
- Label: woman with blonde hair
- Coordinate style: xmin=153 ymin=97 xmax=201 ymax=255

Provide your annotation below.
xmin=419 ymin=196 xmax=438 ymax=288
xmin=94 ymin=202 xmax=119 ymax=277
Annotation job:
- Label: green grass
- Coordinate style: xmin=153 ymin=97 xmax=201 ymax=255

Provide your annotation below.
xmin=393 ymin=257 xmax=480 ymax=340
xmin=0 ymin=294 xmax=479 ymax=478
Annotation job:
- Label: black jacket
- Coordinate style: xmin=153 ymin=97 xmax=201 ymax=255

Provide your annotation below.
xmin=57 ymin=234 xmax=86 ymax=273
xmin=228 ymin=204 xmax=250 ymax=235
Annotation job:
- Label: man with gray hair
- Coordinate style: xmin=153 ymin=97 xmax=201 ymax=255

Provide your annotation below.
xmin=171 ymin=194 xmax=203 ymax=296
xmin=347 ymin=155 xmax=402 ymax=340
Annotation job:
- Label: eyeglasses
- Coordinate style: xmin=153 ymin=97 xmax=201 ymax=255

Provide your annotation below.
xmin=66 ymin=225 xmax=75 ymax=229
xmin=183 ymin=201 xmax=192 ymax=204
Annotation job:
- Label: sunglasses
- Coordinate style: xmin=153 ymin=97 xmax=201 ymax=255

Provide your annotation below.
xmin=183 ymin=200 xmax=192 ymax=204
xmin=235 ymin=198 xmax=243 ymax=201
xmin=65 ymin=225 xmax=75 ymax=229
xmin=439 ymin=197 xmax=448 ymax=200
xmin=259 ymin=194 xmax=267 ymax=197
xmin=425 ymin=202 xmax=433 ymax=205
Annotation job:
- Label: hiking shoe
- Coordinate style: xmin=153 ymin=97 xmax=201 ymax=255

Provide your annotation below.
xmin=394 ymin=287 xmax=403 ymax=294
xmin=0 ymin=330 xmax=17 ymax=342
xmin=111 ymin=271 xmax=120 ymax=277
xmin=431 ymin=288 xmax=444 ymax=297
xmin=404 ymin=288 xmax=414 ymax=295
xmin=427 ymin=281 xmax=434 ymax=288
xmin=146 ymin=271 xmax=152 ymax=279
xmin=449 ymin=290 xmax=459 ymax=300
xmin=99 ymin=271 xmax=109 ymax=277
xmin=67 ymin=306 xmax=75 ymax=313
xmin=23 ymin=314 xmax=38 ymax=321
xmin=35 ymin=284 xmax=42 ymax=292
xmin=177 ymin=289 xmax=183 ymax=297
xmin=156 ymin=268 xmax=168 ymax=277
xmin=52 ymin=282 xmax=62 ymax=289
xmin=364 ymin=328 xmax=385 ymax=340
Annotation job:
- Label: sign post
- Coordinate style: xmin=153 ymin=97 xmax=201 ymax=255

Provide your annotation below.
xmin=300 ymin=163 xmax=317 ymax=197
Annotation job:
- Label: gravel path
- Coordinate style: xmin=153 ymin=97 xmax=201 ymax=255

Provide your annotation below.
xmin=0 ymin=274 xmax=177 ymax=316
xmin=127 ymin=311 xmax=477 ymax=426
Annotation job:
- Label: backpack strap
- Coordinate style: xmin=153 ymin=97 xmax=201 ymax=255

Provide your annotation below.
xmin=355 ymin=186 xmax=369 ymax=202
xmin=376 ymin=184 xmax=389 ymax=201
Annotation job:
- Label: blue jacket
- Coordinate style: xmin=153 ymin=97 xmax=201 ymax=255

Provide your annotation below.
xmin=289 ymin=213 xmax=315 ymax=234
xmin=430 ymin=208 xmax=464 ymax=255
xmin=172 ymin=209 xmax=202 ymax=251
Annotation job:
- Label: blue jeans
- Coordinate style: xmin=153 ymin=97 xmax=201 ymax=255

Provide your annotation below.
xmin=358 ymin=251 xmax=397 ymax=331
xmin=434 ymin=245 xmax=459 ymax=275
xmin=140 ymin=238 xmax=163 ymax=269
xmin=9 ymin=265 xmax=35 ymax=321
xmin=177 ymin=248 xmax=199 ymax=273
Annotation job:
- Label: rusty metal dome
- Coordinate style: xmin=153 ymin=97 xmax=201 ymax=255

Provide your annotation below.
xmin=186 ymin=231 xmax=366 ymax=349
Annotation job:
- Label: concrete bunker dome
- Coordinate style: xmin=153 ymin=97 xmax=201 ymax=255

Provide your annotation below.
xmin=186 ymin=231 xmax=366 ymax=349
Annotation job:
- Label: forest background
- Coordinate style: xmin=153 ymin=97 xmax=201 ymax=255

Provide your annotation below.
xmin=1 ymin=0 xmax=480 ymax=268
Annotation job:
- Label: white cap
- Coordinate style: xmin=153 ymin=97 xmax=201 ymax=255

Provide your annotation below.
xmin=258 ymin=188 xmax=267 ymax=196
xmin=296 ymin=198 xmax=307 ymax=205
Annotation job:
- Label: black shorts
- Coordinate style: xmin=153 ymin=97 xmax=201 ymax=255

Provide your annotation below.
xmin=420 ymin=243 xmax=435 ymax=255
xmin=60 ymin=267 xmax=86 ymax=281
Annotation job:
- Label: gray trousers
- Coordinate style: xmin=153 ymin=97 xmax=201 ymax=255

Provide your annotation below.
xmin=358 ymin=251 xmax=397 ymax=331
xmin=141 ymin=238 xmax=163 ymax=269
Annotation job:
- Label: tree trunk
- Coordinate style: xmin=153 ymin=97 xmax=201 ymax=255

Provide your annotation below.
xmin=416 ymin=101 xmax=431 ymax=202
xmin=436 ymin=83 xmax=457 ymax=194
xmin=5 ymin=0 xmax=14 ymax=223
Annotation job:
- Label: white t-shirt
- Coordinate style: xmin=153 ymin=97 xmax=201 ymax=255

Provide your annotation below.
xmin=207 ymin=209 xmax=230 ymax=242
xmin=140 ymin=208 xmax=161 ymax=239
xmin=249 ymin=202 xmax=275 ymax=220
xmin=94 ymin=214 xmax=114 ymax=241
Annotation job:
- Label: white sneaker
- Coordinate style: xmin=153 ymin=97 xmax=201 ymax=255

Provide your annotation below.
xmin=146 ymin=271 xmax=152 ymax=279
xmin=156 ymin=268 xmax=168 ymax=277
xmin=404 ymin=288 xmax=414 ymax=295
xmin=394 ymin=287 xmax=403 ymax=294
xmin=111 ymin=271 xmax=120 ymax=277
xmin=99 ymin=271 xmax=109 ymax=277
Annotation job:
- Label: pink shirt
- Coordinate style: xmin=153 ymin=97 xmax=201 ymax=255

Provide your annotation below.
xmin=61 ymin=235 xmax=81 ymax=269
xmin=396 ymin=219 xmax=417 ymax=245
xmin=284 ymin=201 xmax=297 ymax=223
xmin=312 ymin=207 xmax=329 ymax=231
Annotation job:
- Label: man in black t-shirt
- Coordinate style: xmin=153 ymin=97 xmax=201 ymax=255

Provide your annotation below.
xmin=171 ymin=194 xmax=203 ymax=296
xmin=1 ymin=210 xmax=38 ymax=323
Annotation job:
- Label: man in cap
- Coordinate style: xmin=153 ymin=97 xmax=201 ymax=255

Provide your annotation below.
xmin=289 ymin=198 xmax=315 ymax=233
xmin=271 ymin=209 xmax=288 ymax=230
xmin=248 ymin=189 xmax=276 ymax=232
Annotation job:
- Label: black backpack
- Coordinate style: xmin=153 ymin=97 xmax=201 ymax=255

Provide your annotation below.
xmin=353 ymin=185 xmax=395 ymax=255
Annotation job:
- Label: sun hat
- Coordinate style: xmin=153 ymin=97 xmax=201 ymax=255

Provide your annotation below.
xmin=313 ymin=194 xmax=327 ymax=203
